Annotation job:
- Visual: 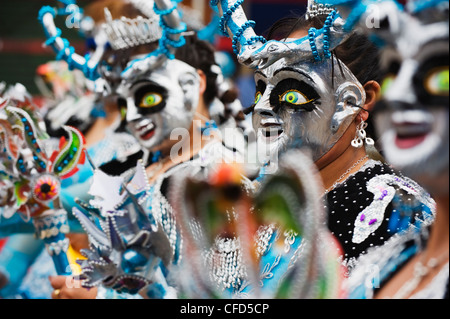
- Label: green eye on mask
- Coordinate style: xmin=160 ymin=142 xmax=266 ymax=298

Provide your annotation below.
xmin=425 ymin=67 xmax=449 ymax=96
xmin=140 ymin=93 xmax=163 ymax=108
xmin=381 ymin=74 xmax=396 ymax=96
xmin=279 ymin=90 xmax=311 ymax=105
xmin=254 ymin=92 xmax=263 ymax=105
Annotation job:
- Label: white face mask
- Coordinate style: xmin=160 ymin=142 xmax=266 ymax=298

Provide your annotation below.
xmin=210 ymin=0 xmax=365 ymax=164
xmin=373 ymin=8 xmax=449 ymax=193
xmin=252 ymin=54 xmax=365 ymax=163
xmin=118 ymin=59 xmax=200 ymax=151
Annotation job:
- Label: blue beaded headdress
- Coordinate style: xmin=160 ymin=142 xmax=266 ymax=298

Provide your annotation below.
xmin=121 ymin=0 xmax=188 ymax=80
xmin=316 ymin=0 xmax=449 ymax=15
xmin=209 ymin=0 xmax=349 ymax=70
xmin=37 ymin=0 xmax=184 ymax=83
xmin=314 ymin=0 xmax=449 ymax=42
xmin=38 ymin=0 xmax=102 ymax=81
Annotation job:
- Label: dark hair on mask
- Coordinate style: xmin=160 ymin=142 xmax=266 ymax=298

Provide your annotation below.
xmin=175 ymin=34 xmax=219 ymax=106
xmin=265 ymin=14 xmax=383 ymax=85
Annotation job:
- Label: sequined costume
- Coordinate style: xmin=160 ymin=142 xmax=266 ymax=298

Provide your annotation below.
xmin=346 ymin=225 xmax=449 ymax=299
xmin=211 ymin=0 xmax=436 ymax=276
xmin=0 ymin=118 xmax=140 ymax=299
xmin=76 ymin=142 xmax=345 ymax=299
xmin=324 ymin=159 xmax=435 ymax=269
xmin=75 ymin=134 xmax=247 ymax=299
xmin=318 ymin=0 xmax=449 ymax=299
xmin=168 ymin=149 xmax=346 ymax=299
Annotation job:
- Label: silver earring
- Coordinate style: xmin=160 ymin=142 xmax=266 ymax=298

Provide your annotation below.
xmin=352 ymin=119 xmax=375 ymax=148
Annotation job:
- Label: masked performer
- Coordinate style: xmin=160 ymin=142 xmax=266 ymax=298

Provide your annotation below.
xmin=0 ymin=83 xmax=88 ymax=297
xmin=52 ymin=0 xmax=432 ymax=300
xmin=210 ymin=0 xmax=435 ymax=272
xmin=338 ymin=0 xmax=449 ymax=299
xmin=47 ymin=0 xmax=248 ymax=299
xmin=61 ymin=0 xmax=349 ymax=300
xmin=0 ymin=0 xmax=159 ymax=298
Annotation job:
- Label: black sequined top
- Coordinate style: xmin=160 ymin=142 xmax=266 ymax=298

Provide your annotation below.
xmin=325 ymin=160 xmax=435 ymax=263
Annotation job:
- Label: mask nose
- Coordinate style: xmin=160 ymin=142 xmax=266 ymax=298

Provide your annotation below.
xmin=252 ymin=98 xmax=285 ymax=135
xmin=124 ymin=98 xmax=142 ymax=122
xmin=384 ymin=60 xmax=418 ymax=105
xmin=253 ymin=102 xmax=277 ymax=129
xmin=256 ymin=109 xmax=277 ymax=118
xmin=253 ymin=93 xmax=277 ymax=118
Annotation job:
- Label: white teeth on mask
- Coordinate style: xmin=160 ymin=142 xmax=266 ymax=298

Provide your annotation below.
xmin=136 ymin=120 xmax=155 ymax=132
xmin=259 ymin=126 xmax=284 ymax=138
xmin=263 ymin=130 xmax=284 ymax=138
xmin=145 ymin=122 xmax=155 ymax=132
xmin=257 ymin=118 xmax=284 ymax=141
xmin=136 ymin=118 xmax=150 ymax=129
xmin=391 ymin=110 xmax=434 ymax=125
xmin=391 ymin=110 xmax=434 ymax=136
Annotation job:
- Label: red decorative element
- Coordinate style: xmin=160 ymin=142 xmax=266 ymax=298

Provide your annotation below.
xmin=60 ymin=167 xmax=79 ymax=180
xmin=33 ymin=174 xmax=60 ymax=203
xmin=0 ymin=238 xmax=7 ymax=252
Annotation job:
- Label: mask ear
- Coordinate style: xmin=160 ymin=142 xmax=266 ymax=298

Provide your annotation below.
xmin=332 ymin=81 xmax=366 ymax=134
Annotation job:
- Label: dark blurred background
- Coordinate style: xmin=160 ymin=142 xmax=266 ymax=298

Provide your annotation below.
xmin=0 ymin=0 xmax=307 ymax=96
xmin=0 ymin=0 xmax=91 ymax=94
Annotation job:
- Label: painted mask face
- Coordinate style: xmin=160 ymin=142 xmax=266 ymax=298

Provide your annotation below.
xmin=119 ymin=59 xmax=200 ymax=151
xmin=373 ymin=9 xmax=449 ymax=192
xmin=252 ymin=54 xmax=366 ymax=163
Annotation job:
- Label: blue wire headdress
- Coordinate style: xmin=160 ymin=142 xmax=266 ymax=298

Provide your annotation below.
xmin=38 ymin=1 xmax=101 ymax=81
xmin=121 ymin=0 xmax=188 ymax=80
xmin=38 ymin=0 xmax=187 ymax=83
xmin=209 ymin=0 xmax=350 ymax=70
xmin=314 ymin=0 xmax=448 ymax=45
